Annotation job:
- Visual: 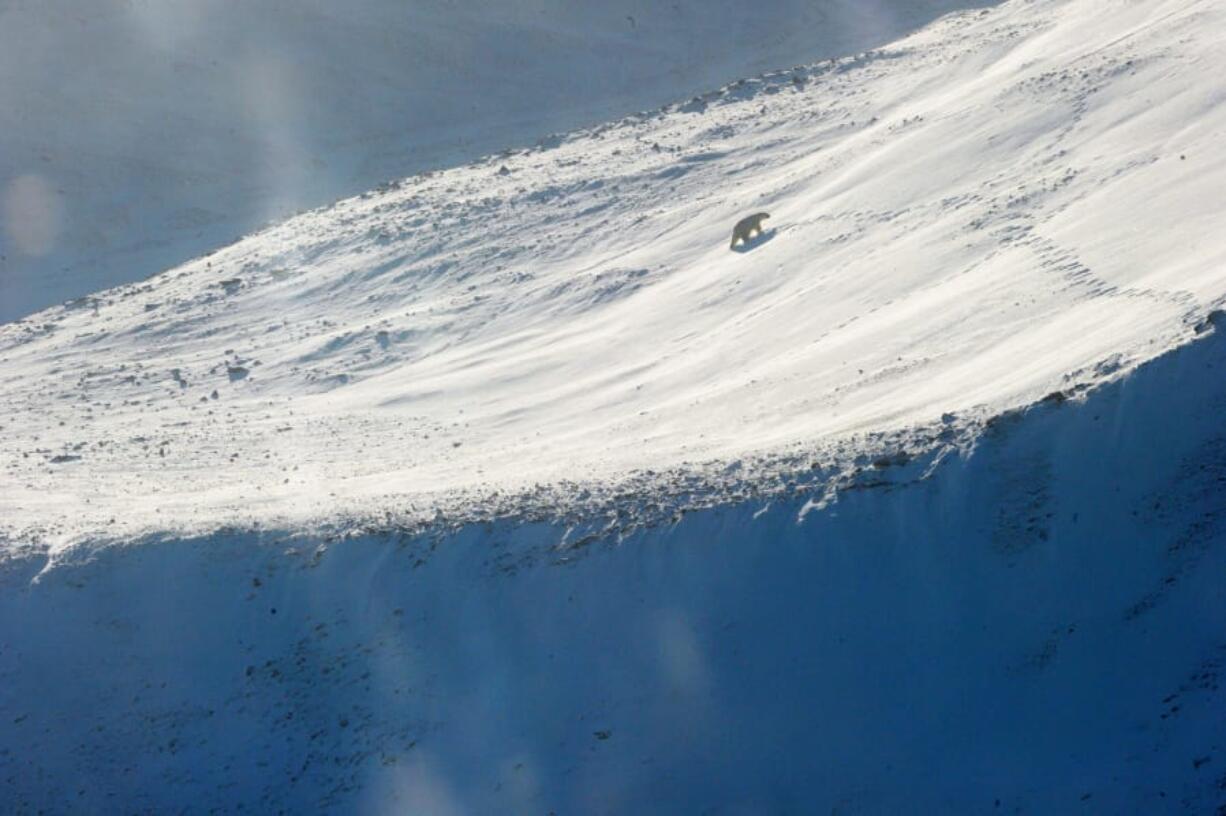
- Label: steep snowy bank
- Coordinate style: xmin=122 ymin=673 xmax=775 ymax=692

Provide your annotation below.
xmin=2 ymin=0 xmax=1223 ymax=548
xmin=3 ymin=311 xmax=1225 ymax=814
xmin=0 ymin=0 xmax=995 ymax=323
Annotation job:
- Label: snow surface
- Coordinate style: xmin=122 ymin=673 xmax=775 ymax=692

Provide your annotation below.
xmin=2 ymin=0 xmax=1223 ymax=550
xmin=0 ymin=0 xmax=993 ymax=323
xmin=3 ymin=318 xmax=1226 ymax=813
xmin=2 ymin=0 xmax=1226 ymax=811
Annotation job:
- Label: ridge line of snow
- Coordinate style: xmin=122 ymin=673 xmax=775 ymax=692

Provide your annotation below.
xmin=7 ymin=308 xmax=1222 ymax=562
xmin=2 ymin=0 xmax=1223 ymax=550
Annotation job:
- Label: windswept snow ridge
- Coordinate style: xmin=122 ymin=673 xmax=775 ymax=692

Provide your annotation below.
xmin=2 ymin=0 xmax=1222 ymax=550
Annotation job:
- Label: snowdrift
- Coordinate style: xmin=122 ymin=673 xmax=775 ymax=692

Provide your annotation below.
xmin=3 ymin=312 xmax=1225 ymax=813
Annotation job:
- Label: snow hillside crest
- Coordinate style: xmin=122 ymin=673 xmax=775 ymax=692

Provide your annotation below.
xmin=1 ymin=0 xmax=1224 ymax=549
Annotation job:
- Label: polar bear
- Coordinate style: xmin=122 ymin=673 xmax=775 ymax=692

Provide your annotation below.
xmin=730 ymin=212 xmax=770 ymax=249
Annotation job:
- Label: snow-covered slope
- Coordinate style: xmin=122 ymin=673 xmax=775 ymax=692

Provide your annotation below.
xmin=3 ymin=0 xmax=1226 ymax=810
xmin=2 ymin=0 xmax=1222 ymax=549
xmin=0 ymin=0 xmax=992 ymax=323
